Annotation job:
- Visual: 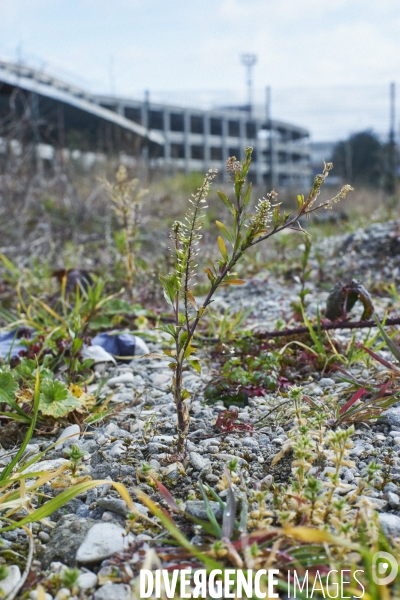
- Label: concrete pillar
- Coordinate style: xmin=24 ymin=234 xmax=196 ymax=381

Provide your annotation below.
xmin=239 ymin=117 xmax=245 ymax=163
xmin=163 ymin=107 xmax=171 ymax=167
xmin=221 ymin=118 xmax=228 ymax=182
xmin=184 ymin=110 xmax=190 ymax=174
xmin=203 ymin=114 xmax=210 ymax=170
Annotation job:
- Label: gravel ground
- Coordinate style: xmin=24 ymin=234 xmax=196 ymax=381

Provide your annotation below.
xmin=1 ymin=221 xmax=400 ymax=599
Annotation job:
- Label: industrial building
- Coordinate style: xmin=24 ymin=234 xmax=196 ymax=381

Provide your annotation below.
xmin=0 ymin=59 xmax=311 ymax=187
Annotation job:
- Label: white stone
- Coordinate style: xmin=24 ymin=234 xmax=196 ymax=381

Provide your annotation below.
xmin=97 ymin=497 xmax=148 ymax=517
xmin=130 ymin=419 xmax=146 ymax=432
xmin=77 ymin=571 xmax=98 ymax=590
xmin=385 ymin=407 xmax=400 ymax=428
xmin=24 ymin=458 xmax=69 ymax=475
xmin=24 ymin=443 xmax=39 ymax=455
xmin=147 ymin=361 xmax=171 ymax=370
xmin=319 ymin=377 xmax=335 ymax=387
xmin=216 ymin=453 xmax=248 ymax=466
xmin=311 ymin=385 xmax=323 ymax=395
xmin=0 ymin=565 xmax=21 ymax=596
xmin=104 ymin=422 xmax=119 ymax=435
xmin=185 ymin=500 xmax=223 ymax=520
xmin=162 ymin=462 xmax=184 ymax=481
xmin=108 ymin=442 xmax=126 ymax=458
xmin=150 ymin=372 xmax=170 ymax=387
xmin=54 ymin=588 xmax=70 ymax=600
xmin=379 ymin=513 xmax=400 ymax=538
xmin=50 ymin=562 xmax=67 ymax=573
xmin=56 ymin=424 xmax=80 ymax=444
xmin=107 ymin=373 xmax=135 ymax=387
xmin=94 ymin=583 xmax=131 ymax=600
xmin=76 ymin=523 xmax=130 ymax=563
xmin=366 ymin=497 xmax=388 ymax=511
xmin=189 ymin=452 xmax=210 ymax=471
xmin=349 ymin=446 xmax=365 ymax=457
xmin=272 ymin=437 xmax=284 ymax=445
xmin=387 ymin=491 xmax=400 ymax=508
xmin=29 ymin=592 xmax=53 ymax=600
xmin=199 ymin=438 xmax=220 ymax=447
xmin=110 ymin=390 xmax=133 ymax=403
xmin=152 ymin=435 xmax=174 ymax=443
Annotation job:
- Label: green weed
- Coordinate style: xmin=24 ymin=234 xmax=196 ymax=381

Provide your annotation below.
xmin=159 ymin=150 xmax=353 ymax=453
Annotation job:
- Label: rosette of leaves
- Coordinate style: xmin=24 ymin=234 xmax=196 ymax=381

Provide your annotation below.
xmin=205 ymin=351 xmax=280 ymax=407
xmin=0 ymin=359 xmax=87 ymax=421
xmin=39 ymin=379 xmax=81 ymax=418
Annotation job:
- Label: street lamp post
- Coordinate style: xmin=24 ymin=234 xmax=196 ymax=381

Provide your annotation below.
xmin=240 ymin=53 xmax=258 ymax=117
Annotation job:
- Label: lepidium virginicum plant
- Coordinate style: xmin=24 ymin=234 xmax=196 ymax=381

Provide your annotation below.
xmin=159 ymin=147 xmax=353 ymax=455
xmin=104 ymin=165 xmax=148 ymax=299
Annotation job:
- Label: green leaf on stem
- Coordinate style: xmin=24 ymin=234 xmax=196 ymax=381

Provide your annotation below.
xmin=217 ymin=191 xmax=235 ymax=215
xmin=297 ymin=194 xmax=304 ymax=213
xmin=215 ymin=221 xmax=234 ymax=245
xmin=188 ymin=359 xmax=201 ymax=373
xmin=242 ymin=182 xmax=253 ymax=210
xmin=217 ymin=236 xmax=229 ymax=261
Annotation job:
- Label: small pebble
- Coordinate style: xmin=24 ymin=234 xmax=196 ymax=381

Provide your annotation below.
xmin=107 ymin=373 xmax=135 ymax=387
xmin=319 ymin=377 xmax=335 ymax=387
xmin=39 ymin=531 xmax=51 ymax=543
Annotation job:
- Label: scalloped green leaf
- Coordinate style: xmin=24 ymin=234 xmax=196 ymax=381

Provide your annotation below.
xmin=39 ymin=380 xmax=81 ymax=418
xmin=0 ymin=371 xmax=18 ymax=398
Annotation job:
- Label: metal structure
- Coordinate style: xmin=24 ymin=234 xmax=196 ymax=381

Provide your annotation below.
xmin=241 ymin=53 xmax=258 ymax=117
xmin=386 ymin=81 xmax=397 ymax=193
xmin=0 ymin=59 xmax=311 ymax=187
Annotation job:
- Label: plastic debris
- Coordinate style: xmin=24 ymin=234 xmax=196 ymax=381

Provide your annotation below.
xmin=81 ymin=345 xmax=117 ymax=365
xmin=90 ymin=331 xmax=149 ymax=361
xmin=0 ymin=328 xmax=33 ymax=359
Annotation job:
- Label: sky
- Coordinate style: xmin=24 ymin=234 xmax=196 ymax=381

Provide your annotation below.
xmin=0 ymin=0 xmax=399 ymax=141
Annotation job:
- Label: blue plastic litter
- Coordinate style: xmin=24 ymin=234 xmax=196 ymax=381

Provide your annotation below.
xmin=0 ymin=329 xmax=31 ymax=359
xmin=91 ymin=331 xmax=148 ymax=361
xmin=0 ymin=328 xmax=149 ymax=362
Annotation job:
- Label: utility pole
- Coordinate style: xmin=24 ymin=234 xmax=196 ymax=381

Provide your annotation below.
xmin=241 ymin=53 xmax=257 ymax=117
xmin=265 ymin=86 xmax=274 ymax=191
xmin=143 ymin=89 xmax=150 ymax=181
xmin=385 ymin=82 xmax=396 ymax=194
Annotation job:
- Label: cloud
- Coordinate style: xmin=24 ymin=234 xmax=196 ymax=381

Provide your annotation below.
xmin=0 ymin=0 xmax=398 ymax=139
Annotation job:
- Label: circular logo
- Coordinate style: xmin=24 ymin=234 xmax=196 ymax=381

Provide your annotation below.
xmin=372 ymin=552 xmax=398 ymax=586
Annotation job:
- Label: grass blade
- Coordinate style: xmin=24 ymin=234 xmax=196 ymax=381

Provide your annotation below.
xmin=222 ymin=467 xmax=236 ymax=540
xmin=198 ymin=481 xmax=222 ymax=538
xmin=0 ymin=389 xmax=32 ymax=422
xmin=361 ymin=345 xmax=400 ymax=372
xmin=0 ymin=479 xmax=134 ymax=532
xmin=151 ymin=477 xmax=182 ymax=512
xmin=0 ymin=368 xmax=40 ymax=481
xmin=301 ymin=304 xmax=324 ymax=354
xmin=135 ymin=488 xmax=222 ymax=571
xmin=373 ymin=313 xmax=400 ymax=363
xmin=340 ymin=386 xmax=367 ymax=416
